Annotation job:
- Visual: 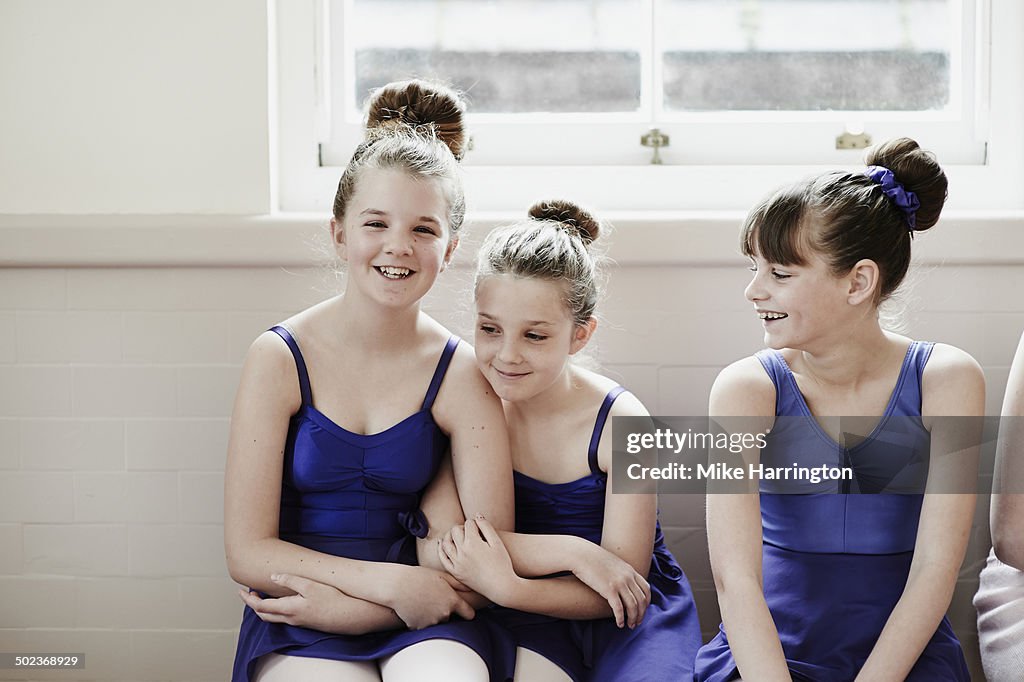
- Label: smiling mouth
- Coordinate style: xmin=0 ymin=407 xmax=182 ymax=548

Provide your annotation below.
xmin=375 ymin=266 xmax=413 ymax=280
xmin=494 ymin=367 xmax=530 ymax=380
xmin=758 ymin=311 xmax=788 ymax=321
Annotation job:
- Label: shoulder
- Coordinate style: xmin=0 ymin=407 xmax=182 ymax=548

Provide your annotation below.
xmin=921 ymin=342 xmax=985 ymax=417
xmin=709 ymin=354 xmax=776 ymax=417
xmin=237 ymin=329 xmax=302 ymax=415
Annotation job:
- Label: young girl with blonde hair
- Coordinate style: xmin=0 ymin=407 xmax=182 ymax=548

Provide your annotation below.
xmin=225 ymin=80 xmax=513 ymax=682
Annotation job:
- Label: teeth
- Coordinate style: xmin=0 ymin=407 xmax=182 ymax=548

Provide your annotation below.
xmin=758 ymin=312 xmax=788 ymax=320
xmin=378 ymin=266 xmax=411 ymax=279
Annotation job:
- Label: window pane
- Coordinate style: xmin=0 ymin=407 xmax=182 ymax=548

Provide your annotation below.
xmin=348 ymin=0 xmax=647 ymax=114
xmin=659 ymin=0 xmax=953 ymax=111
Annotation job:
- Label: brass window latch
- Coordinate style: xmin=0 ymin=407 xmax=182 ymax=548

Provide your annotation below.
xmin=641 ymin=128 xmax=670 ymax=165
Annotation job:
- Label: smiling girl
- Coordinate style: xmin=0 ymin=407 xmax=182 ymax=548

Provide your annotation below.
xmin=694 ymin=138 xmax=981 ymax=681
xmin=224 ymin=80 xmax=513 ymax=682
xmin=437 ymin=201 xmax=702 ymax=682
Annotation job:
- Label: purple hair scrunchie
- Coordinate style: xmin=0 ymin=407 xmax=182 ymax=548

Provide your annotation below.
xmin=864 ymin=165 xmax=921 ymax=230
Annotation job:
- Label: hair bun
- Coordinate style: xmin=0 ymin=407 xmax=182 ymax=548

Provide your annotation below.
xmin=528 ymin=200 xmax=601 ymax=244
xmin=365 ymin=80 xmax=468 ymax=160
xmin=865 ymin=137 xmax=947 ymax=232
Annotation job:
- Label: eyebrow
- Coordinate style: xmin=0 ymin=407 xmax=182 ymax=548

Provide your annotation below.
xmin=477 ymin=312 xmax=553 ymax=326
xmin=359 ymin=208 xmax=441 ymax=225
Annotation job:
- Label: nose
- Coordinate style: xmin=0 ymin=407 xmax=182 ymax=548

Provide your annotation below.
xmin=384 ymin=230 xmax=414 ymax=256
xmin=496 ymin=336 xmax=523 ymax=365
xmin=745 ymin=270 xmax=767 ymax=303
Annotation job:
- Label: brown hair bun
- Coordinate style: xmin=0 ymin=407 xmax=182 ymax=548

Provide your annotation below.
xmin=865 ymin=137 xmax=947 ymax=232
xmin=528 ymin=200 xmax=602 ymax=244
xmin=365 ymin=80 xmax=468 ymax=160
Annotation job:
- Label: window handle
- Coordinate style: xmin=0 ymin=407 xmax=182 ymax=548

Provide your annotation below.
xmin=641 ymin=128 xmax=670 ymax=165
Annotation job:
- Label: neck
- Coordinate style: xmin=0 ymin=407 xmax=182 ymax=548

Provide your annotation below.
xmin=797 ymin=317 xmax=893 ymax=387
xmin=335 ymin=291 xmax=423 ymax=350
xmin=505 ymin=365 xmax=579 ymax=423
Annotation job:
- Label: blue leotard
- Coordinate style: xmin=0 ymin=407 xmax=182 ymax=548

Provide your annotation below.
xmin=231 ymin=326 xmax=506 ymax=681
xmin=694 ymin=342 xmax=970 ymax=681
xmin=489 ymin=387 xmax=702 ymax=681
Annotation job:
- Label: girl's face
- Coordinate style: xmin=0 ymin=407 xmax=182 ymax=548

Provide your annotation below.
xmin=474 ymin=275 xmax=590 ymax=403
xmin=333 ymin=167 xmax=456 ymax=310
xmin=744 ymin=246 xmax=853 ymax=351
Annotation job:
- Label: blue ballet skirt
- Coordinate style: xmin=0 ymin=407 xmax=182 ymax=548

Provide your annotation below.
xmin=488 ymin=387 xmax=702 ymax=681
xmin=231 ymin=326 xmax=508 ymax=682
xmin=694 ymin=343 xmax=970 ymax=681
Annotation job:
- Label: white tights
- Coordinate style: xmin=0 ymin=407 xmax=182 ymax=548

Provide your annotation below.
xmin=253 ymin=639 xmax=489 ymax=682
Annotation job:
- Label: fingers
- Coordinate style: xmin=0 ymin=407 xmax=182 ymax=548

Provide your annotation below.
xmin=452 ymin=596 xmax=476 ymax=621
xmin=607 ymin=591 xmax=625 ymax=629
xmin=438 ymin=539 xmax=456 ymax=572
xmin=473 ymin=515 xmax=502 ymax=546
xmin=448 ymin=523 xmax=466 ymax=549
xmin=270 ymin=573 xmax=310 ymax=596
xmin=238 ymin=588 xmax=292 ymax=624
xmin=623 ymin=585 xmax=641 ymax=629
xmin=440 ymin=571 xmax=470 ymax=592
xmin=440 ymin=532 xmax=457 ymax=564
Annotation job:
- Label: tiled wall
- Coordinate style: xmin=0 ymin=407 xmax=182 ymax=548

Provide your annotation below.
xmin=1 ymin=237 xmax=1021 ymax=680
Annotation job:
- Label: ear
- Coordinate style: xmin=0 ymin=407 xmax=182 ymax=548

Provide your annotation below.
xmin=846 ymin=259 xmax=880 ymax=305
xmin=330 ymin=217 xmax=348 ymax=262
xmin=569 ymin=317 xmax=598 ymax=355
xmin=441 ymin=235 xmax=459 ymax=272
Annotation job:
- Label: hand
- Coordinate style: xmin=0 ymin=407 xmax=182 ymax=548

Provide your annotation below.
xmin=239 ymin=573 xmax=360 ymax=633
xmin=389 ymin=565 xmax=476 ymax=630
xmin=572 ymin=545 xmax=651 ymax=628
xmin=438 ymin=516 xmax=519 ymax=603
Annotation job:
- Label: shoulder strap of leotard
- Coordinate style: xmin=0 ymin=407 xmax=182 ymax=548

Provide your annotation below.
xmin=421 ymin=336 xmax=461 ymax=411
xmin=588 ymin=386 xmax=628 ymax=475
xmin=269 ymin=325 xmax=312 ymax=406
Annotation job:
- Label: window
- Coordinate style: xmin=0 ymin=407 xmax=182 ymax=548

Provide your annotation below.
xmin=275 ymin=0 xmax=1023 ymax=212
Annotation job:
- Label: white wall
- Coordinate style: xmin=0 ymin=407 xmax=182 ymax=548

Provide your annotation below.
xmin=1 ymin=1 xmax=1022 ymax=680
xmin=0 ymin=0 xmax=269 ymax=214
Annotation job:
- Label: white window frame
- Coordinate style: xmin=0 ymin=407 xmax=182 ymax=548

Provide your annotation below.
xmin=273 ymin=0 xmax=1024 ymax=214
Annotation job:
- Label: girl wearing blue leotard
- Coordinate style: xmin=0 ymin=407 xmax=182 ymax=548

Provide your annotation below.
xmin=224 ymin=80 xmax=513 ymax=682
xmin=694 ymin=138 xmax=982 ymax=681
xmin=436 ymin=201 xmax=703 ymax=681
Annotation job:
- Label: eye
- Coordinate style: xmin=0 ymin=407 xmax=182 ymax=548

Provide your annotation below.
xmin=771 ymin=270 xmax=792 ymax=280
xmin=365 ymin=220 xmax=386 ymax=229
xmin=525 ymin=332 xmax=548 ymax=342
xmin=479 ymin=324 xmax=499 ymax=335
xmin=414 ymin=225 xmax=438 ymax=235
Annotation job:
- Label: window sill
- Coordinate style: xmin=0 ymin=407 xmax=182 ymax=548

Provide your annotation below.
xmin=1 ymin=212 xmax=1023 ymax=268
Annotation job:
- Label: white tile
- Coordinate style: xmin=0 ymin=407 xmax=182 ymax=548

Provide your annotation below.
xmin=24 ymin=525 xmax=130 ymax=576
xmin=129 ymin=630 xmax=235 ymax=682
xmin=72 ymin=366 xmax=176 ymax=418
xmin=658 ymin=366 xmax=722 ymax=416
xmin=126 ymin=419 xmax=228 ymax=471
xmin=75 ymin=472 xmax=177 ymax=524
xmin=20 ymin=420 xmax=123 ymax=470
xmin=67 ymin=267 xmax=324 ymax=311
xmin=16 ymin=311 xmax=122 ymax=363
xmin=177 ymin=366 xmax=240 ymax=417
xmin=907 ymin=265 xmax=1024 ymax=313
xmin=0 ymin=628 xmax=130 ymax=681
xmin=604 ymin=266 xmax=754 ymax=314
xmin=0 ymin=419 xmax=17 ymax=469
xmin=0 ymin=269 xmax=66 ymax=310
xmin=0 ymin=577 xmax=77 ymax=627
xmin=123 ymin=312 xmax=230 ymax=363
xmin=0 ymin=525 xmax=23 ymax=573
xmin=180 ymin=576 xmax=246 ymax=629
xmin=905 ymin=312 xmax=1024 ymax=367
xmin=75 ymin=577 xmax=180 ymax=629
xmin=0 ymin=366 xmax=72 ymax=417
xmin=0 ymin=472 xmax=74 ymax=522
xmin=129 ymin=525 xmax=225 ymax=577
xmin=601 ymin=310 xmax=761 ymax=367
xmin=180 ymin=472 xmax=224 ymax=524
xmin=0 ymin=312 xmax=14 ymax=362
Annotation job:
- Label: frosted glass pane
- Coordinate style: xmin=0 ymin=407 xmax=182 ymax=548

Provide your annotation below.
xmin=659 ymin=0 xmax=953 ymax=111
